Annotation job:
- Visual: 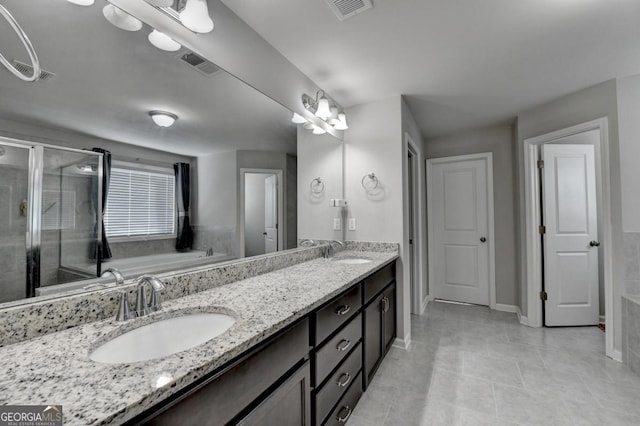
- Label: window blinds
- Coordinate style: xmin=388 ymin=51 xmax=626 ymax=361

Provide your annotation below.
xmin=104 ymin=167 xmax=175 ymax=238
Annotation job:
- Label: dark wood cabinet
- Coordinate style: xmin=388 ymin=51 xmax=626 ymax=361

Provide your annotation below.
xmin=130 ymin=260 xmax=396 ymax=426
xmin=238 ymin=361 xmax=311 ymax=426
xmin=362 ymin=263 xmax=396 ymax=389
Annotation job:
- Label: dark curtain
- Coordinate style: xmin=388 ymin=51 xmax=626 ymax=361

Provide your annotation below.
xmin=89 ymin=148 xmax=112 ymax=261
xmin=174 ymin=162 xmax=194 ymax=252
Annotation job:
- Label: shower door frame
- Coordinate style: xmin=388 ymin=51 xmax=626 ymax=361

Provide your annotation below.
xmin=0 ymin=136 xmax=104 ymax=298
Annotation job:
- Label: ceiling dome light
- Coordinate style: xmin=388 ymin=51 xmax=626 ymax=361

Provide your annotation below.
xmin=312 ymin=125 xmax=327 ymax=135
xmin=180 ymin=0 xmax=214 ymax=34
xmin=66 ymin=0 xmax=95 ymax=6
xmin=103 ymin=5 xmax=143 ymax=32
xmin=148 ymin=30 xmax=181 ymax=52
xmin=333 ymin=113 xmax=349 ymax=130
xmin=149 ymin=110 xmax=178 ymax=127
xmin=144 ymin=0 xmax=174 ymax=6
xmin=291 ymin=112 xmax=308 ymax=124
xmin=315 ymin=95 xmax=332 ymax=120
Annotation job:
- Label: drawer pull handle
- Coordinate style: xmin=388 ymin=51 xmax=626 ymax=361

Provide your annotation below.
xmin=336 ymin=406 xmax=352 ymax=423
xmin=336 ymin=339 xmax=351 ymax=352
xmin=382 ymin=296 xmax=390 ymax=313
xmin=336 ymin=372 xmax=351 ymax=387
xmin=335 ymin=304 xmax=351 ymax=316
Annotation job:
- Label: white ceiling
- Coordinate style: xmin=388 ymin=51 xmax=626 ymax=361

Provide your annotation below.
xmin=0 ymin=0 xmax=297 ymax=156
xmin=222 ymin=0 xmax=640 ymax=138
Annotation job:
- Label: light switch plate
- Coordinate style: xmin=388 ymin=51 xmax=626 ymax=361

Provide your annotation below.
xmin=348 ymin=218 xmax=356 ymax=231
xmin=333 ymin=218 xmax=341 ymax=231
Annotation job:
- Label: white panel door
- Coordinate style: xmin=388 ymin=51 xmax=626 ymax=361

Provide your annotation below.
xmin=542 ymin=144 xmax=599 ymax=326
xmin=264 ymin=174 xmax=277 ymax=253
xmin=429 ymin=156 xmax=491 ymax=306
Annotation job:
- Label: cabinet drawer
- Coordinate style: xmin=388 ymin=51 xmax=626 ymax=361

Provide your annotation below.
xmin=315 ymin=313 xmax=362 ymax=384
xmin=315 ymin=285 xmax=361 ymax=345
xmin=315 ymin=342 xmax=362 ymax=425
xmin=322 ymin=371 xmax=363 ymax=426
xmin=363 ymin=263 xmax=394 ymax=304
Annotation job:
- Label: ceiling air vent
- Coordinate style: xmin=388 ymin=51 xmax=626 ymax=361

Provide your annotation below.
xmin=176 ymin=50 xmax=221 ymax=77
xmin=12 ymin=60 xmax=55 ymax=81
xmin=324 ymin=0 xmax=373 ymax=21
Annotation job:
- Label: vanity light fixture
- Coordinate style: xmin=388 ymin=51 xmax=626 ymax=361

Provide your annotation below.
xmin=333 ymin=113 xmax=349 ymax=130
xmin=180 ymin=0 xmax=214 ymax=34
xmin=66 ymin=0 xmax=95 ymax=6
xmin=149 ymin=110 xmax=178 ymax=127
xmin=302 ymin=90 xmax=348 ymax=133
xmin=148 ymin=30 xmax=181 ymax=52
xmin=291 ymin=112 xmax=308 ymax=124
xmin=103 ymin=4 xmax=143 ymax=32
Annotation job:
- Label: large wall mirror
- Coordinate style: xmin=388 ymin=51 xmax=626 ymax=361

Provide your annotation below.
xmin=0 ymin=0 xmax=343 ymax=307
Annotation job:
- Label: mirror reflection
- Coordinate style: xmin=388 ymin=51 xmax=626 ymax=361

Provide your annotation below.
xmin=0 ymin=0 xmax=343 ymax=306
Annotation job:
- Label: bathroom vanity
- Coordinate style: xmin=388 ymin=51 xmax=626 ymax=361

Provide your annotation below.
xmin=0 ymin=245 xmax=397 ymax=426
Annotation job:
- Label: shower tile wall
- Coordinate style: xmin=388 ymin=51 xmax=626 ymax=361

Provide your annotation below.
xmin=0 ymin=166 xmax=28 ymax=303
xmin=622 ymin=296 xmax=640 ymax=376
xmin=624 ymin=232 xmax=640 ymax=296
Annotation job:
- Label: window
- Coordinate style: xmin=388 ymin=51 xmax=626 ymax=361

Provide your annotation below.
xmin=104 ymin=166 xmax=175 ymax=239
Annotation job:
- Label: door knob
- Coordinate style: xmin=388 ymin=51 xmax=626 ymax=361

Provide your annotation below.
xmin=263 ymin=232 xmax=267 ymax=236
xmin=589 ymin=241 xmax=600 ymax=247
xmin=480 ymin=237 xmax=487 ymax=243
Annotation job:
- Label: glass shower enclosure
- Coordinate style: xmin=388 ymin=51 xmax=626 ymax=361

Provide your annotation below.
xmin=0 ymin=136 xmax=103 ymax=304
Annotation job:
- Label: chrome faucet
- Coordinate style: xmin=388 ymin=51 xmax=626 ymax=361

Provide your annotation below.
xmin=101 ymin=268 xmax=125 ymax=285
xmin=83 ymin=267 xmax=125 ymax=291
xmin=299 ymin=239 xmax=316 ymax=247
xmin=134 ymin=275 xmax=166 ymax=317
xmin=324 ymin=240 xmax=345 ymax=259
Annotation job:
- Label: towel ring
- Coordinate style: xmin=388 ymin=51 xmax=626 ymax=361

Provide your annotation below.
xmin=0 ymin=4 xmax=40 ymax=82
xmin=310 ymin=177 xmax=325 ymax=194
xmin=361 ymin=172 xmax=379 ymax=190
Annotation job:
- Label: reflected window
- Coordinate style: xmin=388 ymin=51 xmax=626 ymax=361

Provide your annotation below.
xmin=104 ymin=165 xmax=175 ymax=239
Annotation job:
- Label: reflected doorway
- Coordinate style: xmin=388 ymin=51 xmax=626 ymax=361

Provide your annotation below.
xmin=240 ymin=169 xmax=284 ymax=257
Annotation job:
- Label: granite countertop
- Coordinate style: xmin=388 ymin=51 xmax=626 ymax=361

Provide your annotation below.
xmin=0 ymin=250 xmax=397 ymax=425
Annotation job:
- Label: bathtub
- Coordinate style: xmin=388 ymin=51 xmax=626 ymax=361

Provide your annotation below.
xmin=37 ymin=251 xmax=233 ymax=296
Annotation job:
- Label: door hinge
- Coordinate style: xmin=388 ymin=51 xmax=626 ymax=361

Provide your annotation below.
xmin=540 ymin=291 xmax=548 ymax=301
xmin=537 ymin=160 xmax=544 ymax=169
xmin=538 ymin=225 xmax=546 ymax=235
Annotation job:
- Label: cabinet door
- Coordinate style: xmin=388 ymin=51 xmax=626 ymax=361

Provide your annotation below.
xmin=363 ymin=293 xmax=383 ymax=385
xmin=238 ymin=361 xmax=311 ymax=426
xmin=383 ymin=282 xmax=396 ymax=351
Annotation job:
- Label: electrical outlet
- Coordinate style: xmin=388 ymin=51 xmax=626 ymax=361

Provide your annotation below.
xmin=348 ymin=218 xmax=356 ymax=231
xmin=333 ymin=218 xmax=341 ymax=231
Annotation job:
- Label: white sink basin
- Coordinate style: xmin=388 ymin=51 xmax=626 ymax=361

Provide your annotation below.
xmin=334 ymin=258 xmax=372 ymax=265
xmin=90 ymin=313 xmax=235 ymax=364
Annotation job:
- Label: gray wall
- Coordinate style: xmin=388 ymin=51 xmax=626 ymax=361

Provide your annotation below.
xmin=425 ymin=123 xmax=518 ymax=307
xmin=515 ymin=79 xmax=623 ymax=352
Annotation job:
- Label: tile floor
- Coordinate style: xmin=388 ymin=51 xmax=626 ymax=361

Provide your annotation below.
xmin=350 ymin=301 xmax=640 ymax=425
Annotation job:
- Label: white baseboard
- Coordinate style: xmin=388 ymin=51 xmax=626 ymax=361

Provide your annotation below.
xmin=393 ymin=331 xmax=412 ymax=351
xmin=516 ymin=308 xmax=529 ymax=326
xmin=420 ymin=297 xmax=429 ymax=315
xmin=494 ymin=303 xmax=519 ymax=313
xmin=611 ymin=350 xmax=623 ymax=363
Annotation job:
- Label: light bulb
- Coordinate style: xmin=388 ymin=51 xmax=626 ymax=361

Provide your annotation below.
xmin=303 ymin=122 xmax=315 ymax=130
xmin=148 ymin=30 xmax=182 ymax=52
xmin=291 ymin=112 xmax=308 ymax=124
xmin=315 ymin=95 xmax=332 ymax=120
xmin=103 ymin=5 xmax=143 ymax=32
xmin=149 ymin=111 xmax=178 ymax=127
xmin=180 ymin=0 xmax=214 ymax=33
xmin=334 ymin=113 xmax=348 ymax=130
xmin=312 ymin=125 xmax=327 ymax=135
xmin=66 ymin=0 xmax=94 ymax=6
